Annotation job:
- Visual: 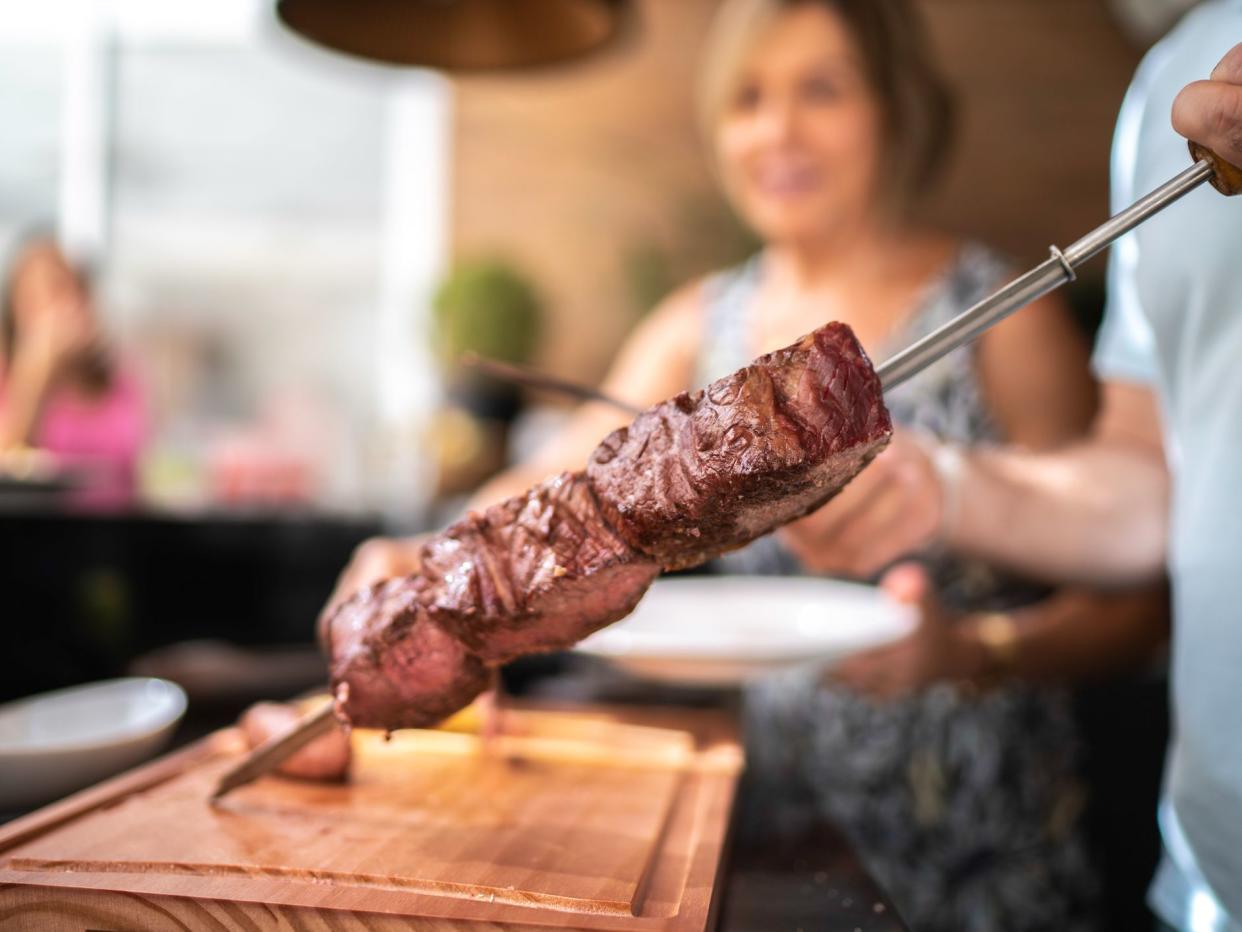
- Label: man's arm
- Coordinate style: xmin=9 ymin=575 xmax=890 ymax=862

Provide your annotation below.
xmin=932 ymin=39 xmax=1242 ymax=585
xmin=780 ymin=381 xmax=1168 ymax=587
xmin=949 ymin=381 xmax=1167 ymax=584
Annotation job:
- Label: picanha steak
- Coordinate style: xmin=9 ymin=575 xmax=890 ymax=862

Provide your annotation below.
xmin=324 ymin=321 xmax=891 ymax=729
xmin=587 ymin=322 xmax=891 ymax=570
xmin=418 ymin=471 xmax=661 ymax=664
xmin=326 ymin=577 xmax=491 ymax=729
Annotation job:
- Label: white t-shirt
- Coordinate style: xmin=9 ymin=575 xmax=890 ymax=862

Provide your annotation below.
xmin=1094 ymin=3 xmax=1242 ymax=929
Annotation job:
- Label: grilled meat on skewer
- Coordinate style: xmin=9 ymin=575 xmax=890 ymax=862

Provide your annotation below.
xmin=324 ymin=322 xmax=891 ymax=730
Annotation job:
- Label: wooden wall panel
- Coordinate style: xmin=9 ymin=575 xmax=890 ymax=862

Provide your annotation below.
xmin=450 ymin=0 xmax=1143 ymax=382
xmin=917 ymin=0 xmax=1142 ymax=262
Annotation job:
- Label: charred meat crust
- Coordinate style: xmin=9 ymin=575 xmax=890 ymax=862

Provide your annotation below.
xmin=326 ymin=577 xmax=490 ymax=730
xmin=419 ymin=472 xmax=659 ymax=663
xmin=325 ymin=322 xmax=891 ymax=730
xmin=587 ymin=323 xmax=891 ymax=569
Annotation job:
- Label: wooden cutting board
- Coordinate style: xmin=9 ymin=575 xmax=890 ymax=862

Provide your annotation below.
xmin=0 ymin=703 xmax=742 ymax=931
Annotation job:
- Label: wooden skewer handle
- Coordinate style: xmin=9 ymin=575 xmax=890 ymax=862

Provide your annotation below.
xmin=1190 ymin=141 xmax=1242 ymax=196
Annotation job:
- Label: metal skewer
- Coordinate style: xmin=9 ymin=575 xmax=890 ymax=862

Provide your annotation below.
xmin=876 ymin=158 xmax=1216 ymax=390
xmin=211 ymin=701 xmax=338 ymax=802
xmin=209 ymin=151 xmax=1238 ymax=803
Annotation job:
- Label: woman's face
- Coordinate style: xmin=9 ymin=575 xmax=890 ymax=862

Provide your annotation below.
xmin=714 ymin=4 xmax=885 ymax=246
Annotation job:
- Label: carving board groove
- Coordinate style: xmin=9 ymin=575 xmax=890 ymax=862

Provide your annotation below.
xmin=0 ymin=704 xmax=741 ymax=931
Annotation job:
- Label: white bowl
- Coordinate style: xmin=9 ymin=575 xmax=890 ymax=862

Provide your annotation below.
xmin=0 ymin=677 xmax=187 ymax=811
xmin=576 ymin=576 xmax=916 ymax=686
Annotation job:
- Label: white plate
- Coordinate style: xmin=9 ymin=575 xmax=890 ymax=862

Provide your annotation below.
xmin=576 ymin=576 xmax=916 ymax=686
xmin=0 ymin=677 xmax=187 ymax=811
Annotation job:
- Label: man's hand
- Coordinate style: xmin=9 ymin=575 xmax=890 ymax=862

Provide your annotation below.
xmin=779 ymin=430 xmax=945 ymax=578
xmin=1173 ymin=42 xmax=1242 ymax=168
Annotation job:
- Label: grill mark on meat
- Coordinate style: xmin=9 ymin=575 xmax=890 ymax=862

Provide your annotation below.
xmin=324 ymin=321 xmax=890 ymax=731
xmin=418 ymin=472 xmax=660 ymax=664
xmin=587 ymin=323 xmax=891 ymax=570
xmin=326 ymin=577 xmax=490 ymax=730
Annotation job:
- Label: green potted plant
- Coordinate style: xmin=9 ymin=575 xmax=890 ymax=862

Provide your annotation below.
xmin=431 ymin=258 xmax=543 ymax=417
xmin=428 ymin=258 xmax=544 ymax=494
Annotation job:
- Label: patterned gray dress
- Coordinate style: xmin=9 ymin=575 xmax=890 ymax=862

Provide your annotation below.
xmin=701 ymin=245 xmax=1099 ymax=932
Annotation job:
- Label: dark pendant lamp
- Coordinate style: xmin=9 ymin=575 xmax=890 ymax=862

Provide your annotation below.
xmin=275 ymin=0 xmax=629 ymax=71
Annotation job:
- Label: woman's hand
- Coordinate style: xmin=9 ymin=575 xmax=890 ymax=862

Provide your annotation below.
xmin=779 ymin=430 xmax=946 ymax=578
xmin=1173 ymin=42 xmax=1242 ymax=168
xmin=831 ymin=563 xmax=988 ymax=700
xmin=17 ymin=294 xmax=98 ymax=380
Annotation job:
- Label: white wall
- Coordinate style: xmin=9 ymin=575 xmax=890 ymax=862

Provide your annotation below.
xmin=0 ymin=0 xmax=450 ymax=517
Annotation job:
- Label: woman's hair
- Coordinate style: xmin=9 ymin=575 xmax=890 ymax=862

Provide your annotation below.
xmin=697 ymin=0 xmax=955 ymax=215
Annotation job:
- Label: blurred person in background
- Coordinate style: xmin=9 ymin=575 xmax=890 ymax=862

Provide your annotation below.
xmin=329 ymin=2 xmax=1170 ymax=928
xmin=0 ymin=232 xmax=145 ymax=504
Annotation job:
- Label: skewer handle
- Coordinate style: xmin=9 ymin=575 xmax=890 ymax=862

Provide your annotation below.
xmin=1190 ymin=142 xmax=1242 ymax=196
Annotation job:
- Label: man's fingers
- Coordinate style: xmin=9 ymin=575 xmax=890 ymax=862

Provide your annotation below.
xmin=830 ymin=474 xmax=928 ymax=569
xmin=783 ymin=492 xmax=922 ymax=577
xmin=1210 ymin=42 xmax=1242 ymax=83
xmin=1174 ymin=43 xmax=1242 ymax=165
xmin=781 ymin=458 xmax=895 ymax=553
xmin=1173 ymin=79 xmax=1242 ymax=167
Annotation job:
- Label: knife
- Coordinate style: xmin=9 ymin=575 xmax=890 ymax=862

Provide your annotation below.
xmin=211 ymin=702 xmax=337 ymax=802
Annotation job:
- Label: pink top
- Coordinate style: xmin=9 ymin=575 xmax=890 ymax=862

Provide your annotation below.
xmin=2 ymin=365 xmax=147 ymax=505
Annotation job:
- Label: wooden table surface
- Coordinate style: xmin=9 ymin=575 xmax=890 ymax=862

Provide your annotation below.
xmin=0 ymin=699 xmax=908 ymax=931
xmin=717 ymin=775 xmax=908 ymax=932
xmin=0 ymin=705 xmax=746 ymax=930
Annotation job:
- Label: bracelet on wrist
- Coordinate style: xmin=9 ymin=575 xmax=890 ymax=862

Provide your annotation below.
xmin=970 ymin=611 xmax=1021 ymax=687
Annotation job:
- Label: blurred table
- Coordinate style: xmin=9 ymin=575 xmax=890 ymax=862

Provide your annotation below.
xmin=0 ymin=512 xmax=910 ymax=930
xmin=0 ymin=504 xmax=382 ymax=704
xmin=718 ymin=777 xmax=907 ymax=931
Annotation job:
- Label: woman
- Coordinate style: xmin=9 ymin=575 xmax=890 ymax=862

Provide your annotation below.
xmin=331 ymin=2 xmax=1167 ymax=928
xmin=0 ymin=234 xmax=145 ymax=503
